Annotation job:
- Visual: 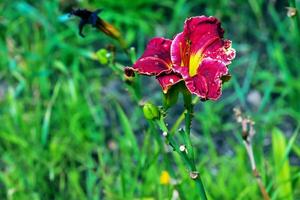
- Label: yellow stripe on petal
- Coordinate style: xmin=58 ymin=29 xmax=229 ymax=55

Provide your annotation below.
xmin=189 ymin=51 xmax=203 ymax=77
xmin=188 ymin=36 xmax=219 ymax=77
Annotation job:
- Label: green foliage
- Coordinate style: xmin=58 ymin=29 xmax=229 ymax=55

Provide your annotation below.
xmin=0 ymin=0 xmax=299 ymax=199
xmin=271 ymin=128 xmax=297 ymax=200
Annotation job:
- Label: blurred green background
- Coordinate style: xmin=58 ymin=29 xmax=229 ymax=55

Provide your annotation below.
xmin=0 ymin=0 xmax=300 ymax=199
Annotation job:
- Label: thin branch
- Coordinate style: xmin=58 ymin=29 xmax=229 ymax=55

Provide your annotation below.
xmin=234 ymin=108 xmax=270 ymax=200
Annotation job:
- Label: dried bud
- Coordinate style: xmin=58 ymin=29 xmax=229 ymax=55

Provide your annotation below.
xmin=233 ymin=107 xmax=242 ymax=119
xmin=286 ymin=7 xmax=297 ymax=17
xmin=233 ymin=107 xmax=256 ymax=142
xmin=143 ymin=102 xmax=160 ymax=120
xmin=124 ymin=66 xmax=135 ymax=77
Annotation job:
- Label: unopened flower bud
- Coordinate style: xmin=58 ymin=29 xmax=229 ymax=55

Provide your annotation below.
xmin=95 ymin=48 xmax=109 ymax=64
xmin=143 ymin=102 xmax=160 ymax=120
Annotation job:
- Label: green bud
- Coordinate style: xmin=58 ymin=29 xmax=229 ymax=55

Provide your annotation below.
xmin=163 ymin=82 xmax=181 ymax=109
xmin=96 ymin=49 xmax=109 ymax=65
xmin=143 ymin=102 xmax=160 ymax=120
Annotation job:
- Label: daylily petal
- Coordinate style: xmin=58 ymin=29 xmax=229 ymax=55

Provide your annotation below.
xmin=170 ymin=32 xmax=189 ymax=69
xmin=132 ymin=57 xmax=172 ymax=75
xmin=172 ymin=63 xmax=189 ymax=79
xmin=184 ymin=58 xmax=229 ymax=100
xmin=139 ymin=37 xmax=172 ymax=63
xmin=157 ymin=73 xmax=182 ymax=93
xmin=186 ymin=16 xmax=226 ymax=77
xmin=129 ymin=37 xmax=173 ymax=76
xmin=171 ymin=16 xmax=234 ymax=77
xmin=183 ymin=16 xmax=224 ymax=55
xmin=184 ymin=17 xmax=236 ymax=67
xmin=203 ymin=39 xmax=236 ymax=65
xmin=185 ymin=74 xmax=208 ymax=99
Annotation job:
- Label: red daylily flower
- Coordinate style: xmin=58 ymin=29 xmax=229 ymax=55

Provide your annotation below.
xmin=126 ymin=16 xmax=235 ymax=100
xmin=125 ymin=37 xmax=182 ymax=93
xmin=171 ymin=16 xmax=235 ymax=100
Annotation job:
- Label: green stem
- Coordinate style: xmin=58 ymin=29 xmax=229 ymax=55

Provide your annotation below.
xmin=156 ymin=114 xmax=208 ymax=200
xmin=183 ymin=98 xmax=207 ymax=200
xmin=184 ymin=108 xmax=194 ymax=161
xmin=170 ymin=96 xmax=199 ymax=134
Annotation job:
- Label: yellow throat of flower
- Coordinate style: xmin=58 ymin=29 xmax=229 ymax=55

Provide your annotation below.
xmin=189 ymin=51 xmax=204 ymax=77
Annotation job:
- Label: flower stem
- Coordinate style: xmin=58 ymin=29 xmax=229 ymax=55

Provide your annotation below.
xmin=234 ymin=108 xmax=270 ymax=200
xmin=170 ymin=96 xmax=199 ymax=134
xmin=243 ymin=140 xmax=270 ymax=200
xmin=183 ymin=99 xmax=208 ymax=200
xmin=156 ymin=108 xmax=208 ymax=200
